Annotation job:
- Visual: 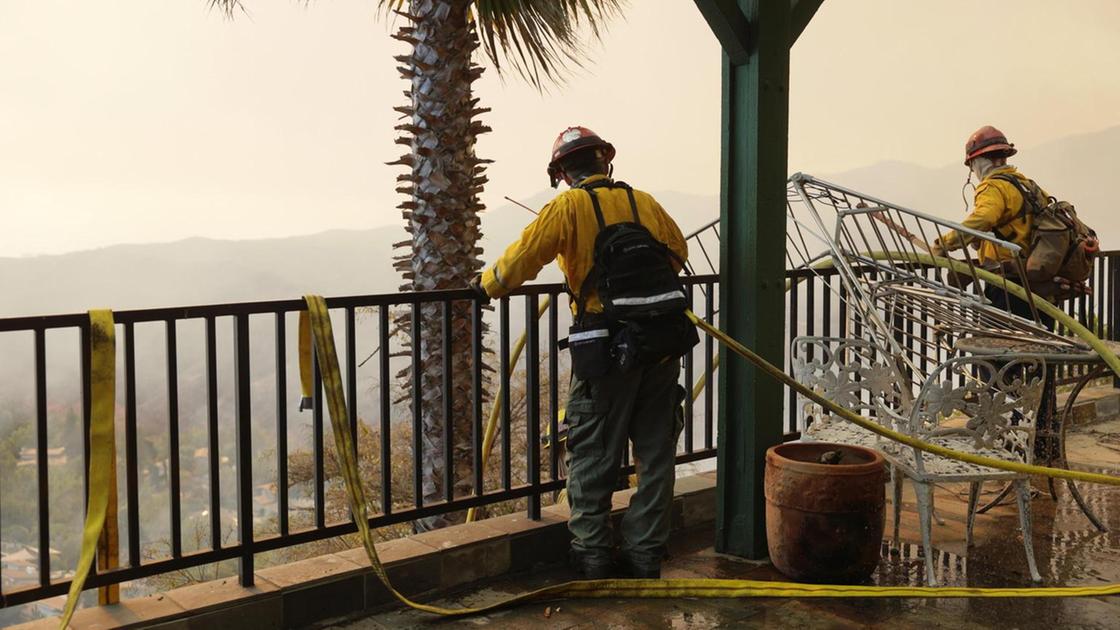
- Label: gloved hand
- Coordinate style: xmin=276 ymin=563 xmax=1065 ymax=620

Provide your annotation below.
xmin=928 ymin=242 xmax=946 ymax=258
xmin=468 ymin=273 xmax=490 ymax=302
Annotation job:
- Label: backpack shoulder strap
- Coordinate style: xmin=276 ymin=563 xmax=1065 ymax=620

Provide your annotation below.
xmin=624 ymin=187 xmax=641 ymax=225
xmin=988 ymin=174 xmax=1041 ymax=240
xmin=573 ymin=187 xmax=607 ymax=322
xmin=584 ymin=187 xmax=608 ymax=231
xmin=991 ymin=174 xmax=1043 ymax=215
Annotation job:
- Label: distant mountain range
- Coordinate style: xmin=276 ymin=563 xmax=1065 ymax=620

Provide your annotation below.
xmin=814 ymin=125 xmax=1120 ymax=238
xmin=0 ymin=189 xmax=719 ymax=317
xmin=2 ymin=125 xmax=1116 ymax=318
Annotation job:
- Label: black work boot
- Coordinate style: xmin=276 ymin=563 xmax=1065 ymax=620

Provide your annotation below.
xmin=570 ymin=550 xmax=614 ymax=580
xmin=620 ymin=557 xmax=661 ymax=579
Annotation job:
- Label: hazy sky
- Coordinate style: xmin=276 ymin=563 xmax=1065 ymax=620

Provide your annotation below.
xmin=2 ymin=1 xmax=1119 ymax=256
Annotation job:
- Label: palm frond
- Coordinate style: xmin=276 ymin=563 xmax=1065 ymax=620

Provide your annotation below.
xmin=207 ymin=0 xmax=246 ymax=17
xmin=377 ymin=0 xmax=625 ymax=88
xmin=473 ymin=0 xmax=626 ymax=88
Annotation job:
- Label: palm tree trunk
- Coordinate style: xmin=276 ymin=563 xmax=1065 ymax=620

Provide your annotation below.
xmin=390 ymin=0 xmax=491 ymax=530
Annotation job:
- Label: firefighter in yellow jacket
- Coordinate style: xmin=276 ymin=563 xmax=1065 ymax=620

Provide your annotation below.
xmin=469 ymin=127 xmax=687 ymax=579
xmin=932 ymin=125 xmax=1054 ymax=327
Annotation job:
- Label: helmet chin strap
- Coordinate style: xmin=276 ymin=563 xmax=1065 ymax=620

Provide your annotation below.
xmin=961 ymin=169 xmax=975 ymax=213
xmin=960 ymin=156 xmax=995 ymax=212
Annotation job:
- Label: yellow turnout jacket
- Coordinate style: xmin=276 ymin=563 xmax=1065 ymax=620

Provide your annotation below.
xmin=481 ymin=175 xmax=688 ymax=314
xmin=938 ymin=166 xmax=1047 ymax=265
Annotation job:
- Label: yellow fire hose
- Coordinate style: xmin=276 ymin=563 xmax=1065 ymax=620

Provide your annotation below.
xmin=299 ymin=294 xmax=1120 ymax=617
xmin=58 ymin=264 xmax=1120 ymax=626
xmin=59 ymin=311 xmax=116 ymax=628
xmin=298 ymin=310 xmax=314 ymax=410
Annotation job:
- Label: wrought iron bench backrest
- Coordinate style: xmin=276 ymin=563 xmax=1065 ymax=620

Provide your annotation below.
xmin=904 ymin=354 xmax=1045 ymax=471
xmin=792 ymin=336 xmax=1046 ymax=471
xmin=791 ymin=336 xmax=907 ymax=434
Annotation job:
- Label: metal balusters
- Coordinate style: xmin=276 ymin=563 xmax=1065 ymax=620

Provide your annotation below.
xmin=525 ymin=295 xmax=542 ymax=519
xmin=1098 ymin=256 xmax=1107 ymax=338
xmin=919 ymin=300 xmax=930 ymax=379
xmin=704 ymin=281 xmax=715 ymax=449
xmin=274 ymin=313 xmax=289 ymax=536
xmin=1110 ymin=255 xmax=1118 ymax=341
xmin=205 ymin=316 xmax=221 ymax=549
xmin=787 ymin=277 xmax=799 ymax=433
xmin=166 ymin=319 xmax=184 ymax=555
xmin=346 ymin=308 xmax=358 ymax=458
xmin=1089 ymin=263 xmax=1098 ymax=338
xmin=1111 ymin=257 xmax=1120 ymax=388
xmin=683 ymin=284 xmax=695 ymax=453
xmin=442 ymin=301 xmax=454 ymax=505
xmin=500 ymin=298 xmax=512 ymax=491
xmin=822 ymin=273 xmax=833 ymax=338
xmin=124 ymin=322 xmax=140 ymax=568
xmin=471 ymin=301 xmax=484 ymax=498
xmin=34 ymin=328 xmax=50 ymax=587
xmin=313 ymin=348 xmax=325 ymax=527
xmin=547 ymin=295 xmax=560 ymax=480
xmin=233 ymin=314 xmax=254 ymax=586
xmin=81 ymin=322 xmax=92 ymax=510
xmin=410 ymin=303 xmax=422 ymax=508
xmin=379 ymin=306 xmax=393 ymax=515
xmin=805 ymin=273 xmax=816 ymax=341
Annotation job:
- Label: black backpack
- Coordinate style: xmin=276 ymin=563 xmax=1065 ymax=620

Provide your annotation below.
xmin=576 ymin=180 xmax=688 ymax=321
xmin=572 ymin=180 xmax=698 ymax=374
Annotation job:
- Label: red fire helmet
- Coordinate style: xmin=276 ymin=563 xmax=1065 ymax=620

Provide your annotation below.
xmin=547 ymin=126 xmax=616 ymax=187
xmin=964 ymin=125 xmax=1017 ymax=165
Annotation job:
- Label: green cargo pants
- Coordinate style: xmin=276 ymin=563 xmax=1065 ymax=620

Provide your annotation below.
xmin=565 ymin=358 xmax=683 ymax=569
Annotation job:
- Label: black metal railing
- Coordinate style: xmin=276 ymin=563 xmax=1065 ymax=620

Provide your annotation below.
xmin=2 ymin=252 xmax=1119 ymax=615
xmin=1055 ymin=250 xmax=1120 ymax=384
xmin=0 ymin=276 xmax=720 ymax=611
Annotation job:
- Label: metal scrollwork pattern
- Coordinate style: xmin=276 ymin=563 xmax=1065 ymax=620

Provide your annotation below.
xmin=793 ymin=336 xmax=1046 ymax=479
xmin=907 ymin=356 xmax=1044 ymax=473
xmin=792 ymin=336 xmax=905 ymax=438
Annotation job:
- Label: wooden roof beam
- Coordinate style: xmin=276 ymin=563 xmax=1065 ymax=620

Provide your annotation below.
xmin=694 ymin=0 xmax=752 ymax=66
xmin=790 ymin=0 xmax=825 ymax=46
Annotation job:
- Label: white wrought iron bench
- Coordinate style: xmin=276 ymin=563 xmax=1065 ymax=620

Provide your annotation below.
xmin=792 ymin=335 xmax=1047 ymax=585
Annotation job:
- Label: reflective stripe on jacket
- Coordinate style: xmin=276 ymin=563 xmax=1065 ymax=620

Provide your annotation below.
xmin=939 ymin=166 xmax=1048 ymax=265
xmin=481 ymin=175 xmax=688 ymax=314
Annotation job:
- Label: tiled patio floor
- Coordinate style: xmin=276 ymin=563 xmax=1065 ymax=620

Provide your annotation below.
xmin=337 ymin=419 xmax=1120 ymax=629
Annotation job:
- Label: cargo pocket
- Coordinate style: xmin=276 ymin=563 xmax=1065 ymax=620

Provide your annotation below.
xmin=565 ymin=398 xmax=609 ymax=457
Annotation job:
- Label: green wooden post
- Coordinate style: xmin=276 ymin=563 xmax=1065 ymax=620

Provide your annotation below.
xmin=695 ymin=0 xmax=822 ymax=559
xmin=704 ymin=0 xmax=791 ymax=559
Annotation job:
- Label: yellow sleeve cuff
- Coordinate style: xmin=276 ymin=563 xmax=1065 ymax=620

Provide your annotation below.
xmin=481 ymin=267 xmax=509 ymax=297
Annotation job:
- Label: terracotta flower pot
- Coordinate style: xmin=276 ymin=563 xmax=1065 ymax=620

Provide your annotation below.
xmin=764 ymin=442 xmax=886 ymax=583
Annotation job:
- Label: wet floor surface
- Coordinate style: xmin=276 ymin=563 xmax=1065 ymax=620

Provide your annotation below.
xmin=335 ymin=423 xmax=1120 ymax=629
